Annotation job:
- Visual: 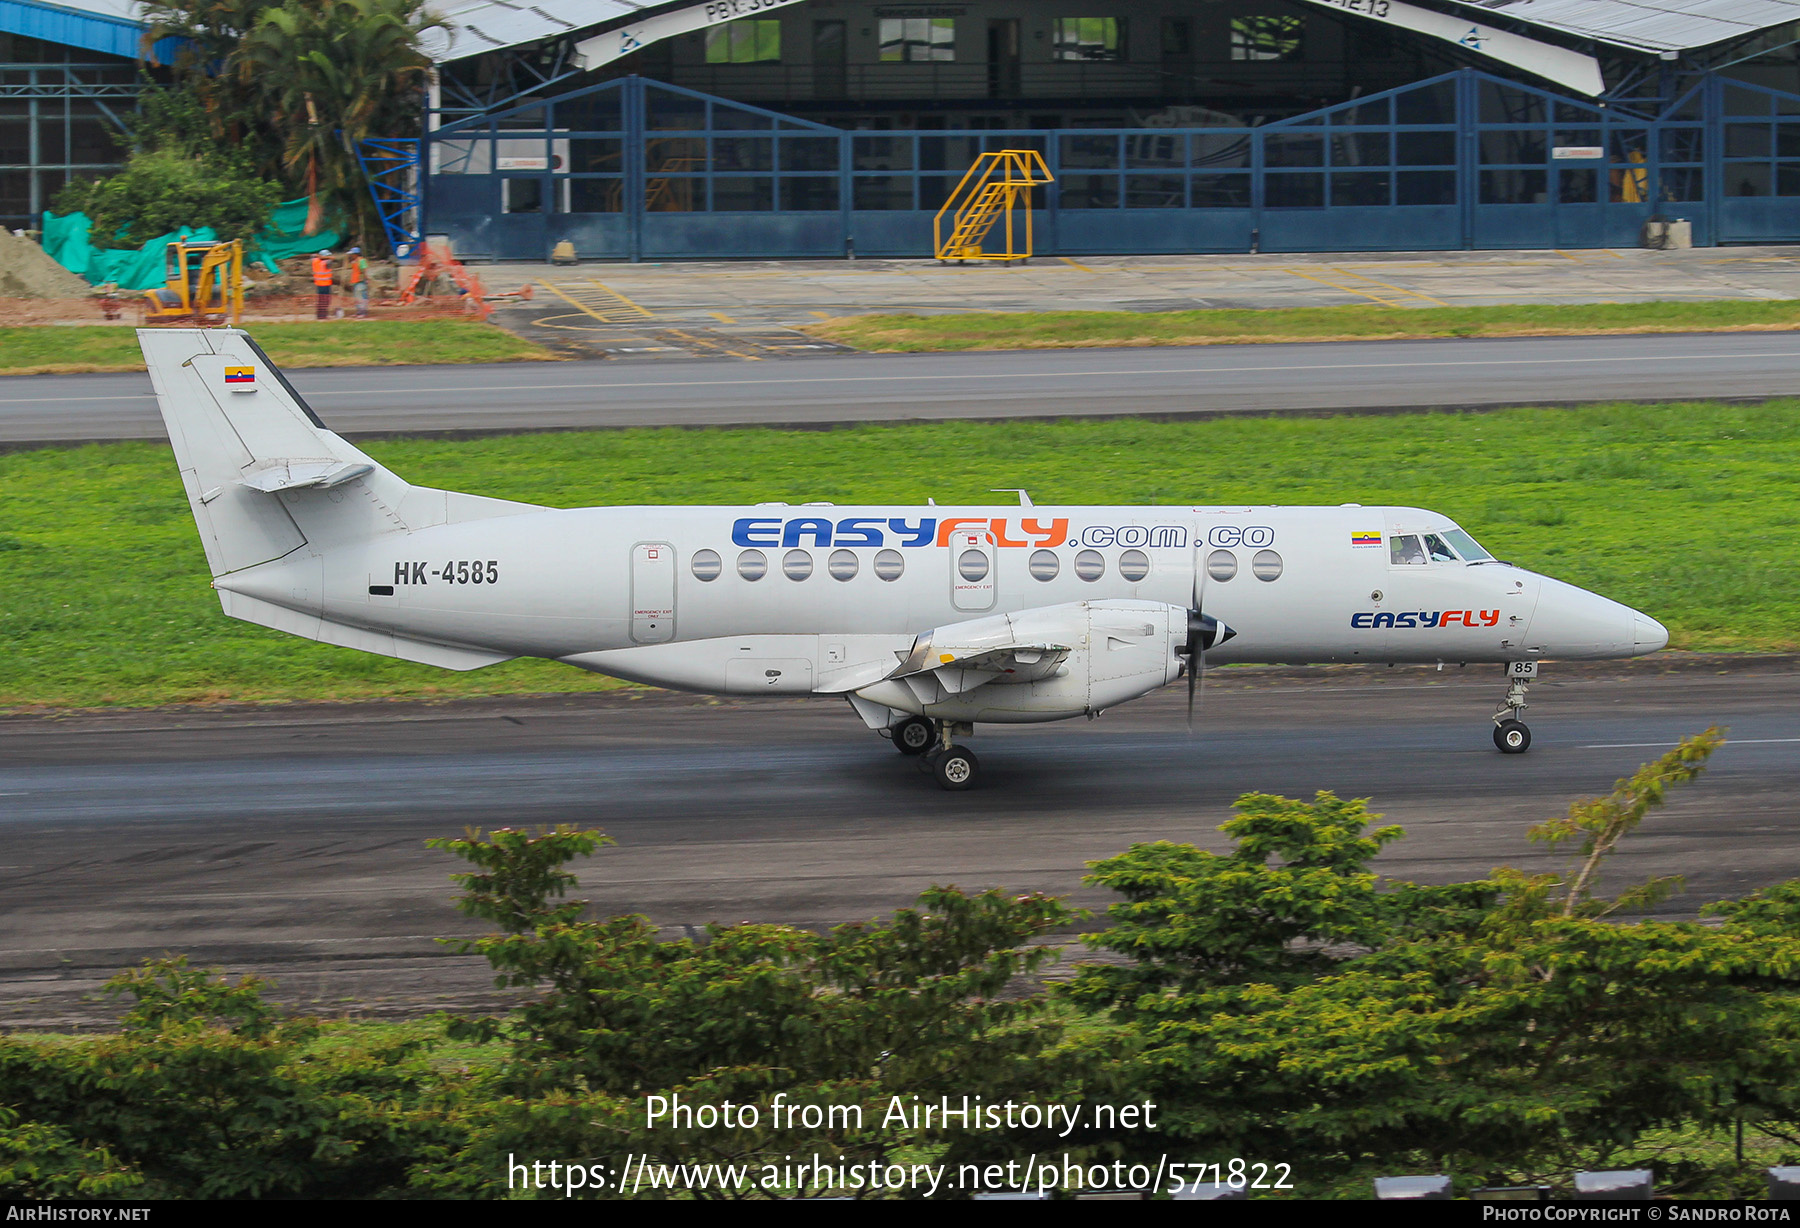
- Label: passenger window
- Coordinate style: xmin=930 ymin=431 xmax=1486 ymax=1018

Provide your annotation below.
xmin=1028 ymin=549 xmax=1059 ymax=580
xmin=1389 ymin=534 xmax=1427 ymax=565
xmin=1074 ymin=549 xmax=1105 ymax=581
xmin=782 ymin=549 xmax=813 ymax=581
xmin=1118 ymin=549 xmax=1150 ymax=581
xmin=873 ymin=549 xmax=905 ymax=581
xmin=1424 ymin=533 xmax=1459 ymax=563
xmin=737 ymin=549 xmax=768 ymax=581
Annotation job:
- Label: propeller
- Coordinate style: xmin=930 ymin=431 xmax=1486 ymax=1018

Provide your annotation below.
xmin=1179 ymin=572 xmax=1236 ymax=731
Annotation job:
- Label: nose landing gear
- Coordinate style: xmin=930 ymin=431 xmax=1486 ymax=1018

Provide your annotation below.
xmin=1493 ymin=662 xmax=1536 ymax=754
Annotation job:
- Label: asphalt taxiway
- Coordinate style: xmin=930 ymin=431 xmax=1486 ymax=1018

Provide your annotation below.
xmin=5 ymin=331 xmax=1800 ymax=445
xmin=2 ymin=659 xmax=1793 ymax=1029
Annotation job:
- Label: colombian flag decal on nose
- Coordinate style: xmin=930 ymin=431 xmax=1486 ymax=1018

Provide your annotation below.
xmin=1351 ymin=531 xmax=1382 ymax=548
xmin=224 ymin=366 xmax=256 ymax=385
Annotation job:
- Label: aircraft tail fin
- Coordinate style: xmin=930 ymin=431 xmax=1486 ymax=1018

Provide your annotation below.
xmin=139 ymin=327 xmax=414 ymax=578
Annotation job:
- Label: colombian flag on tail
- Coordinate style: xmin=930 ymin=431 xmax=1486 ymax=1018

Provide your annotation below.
xmin=224 ymin=365 xmax=256 ymax=386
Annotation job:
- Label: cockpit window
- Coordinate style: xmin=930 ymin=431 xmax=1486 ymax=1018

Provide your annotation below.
xmin=1390 ymin=534 xmax=1427 ymax=565
xmin=1442 ymin=528 xmax=1494 ymax=562
xmin=1424 ymin=533 xmax=1459 ymax=563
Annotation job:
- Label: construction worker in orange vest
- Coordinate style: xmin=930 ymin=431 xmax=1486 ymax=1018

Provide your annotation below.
xmin=311 ymin=250 xmax=333 ymax=319
xmin=345 ymin=247 xmax=369 ymax=319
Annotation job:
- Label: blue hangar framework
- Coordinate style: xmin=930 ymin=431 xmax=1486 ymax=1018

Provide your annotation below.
xmin=7 ymin=0 xmax=1800 ymax=254
xmin=410 ymin=0 xmax=1800 ymax=259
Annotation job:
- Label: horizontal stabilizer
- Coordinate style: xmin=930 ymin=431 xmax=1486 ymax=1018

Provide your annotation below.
xmin=239 ymin=459 xmax=376 ymax=493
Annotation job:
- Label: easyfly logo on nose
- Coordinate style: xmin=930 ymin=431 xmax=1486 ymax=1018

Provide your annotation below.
xmin=732 ymin=517 xmax=1070 ymax=548
xmin=1352 ymin=610 xmax=1500 ymax=628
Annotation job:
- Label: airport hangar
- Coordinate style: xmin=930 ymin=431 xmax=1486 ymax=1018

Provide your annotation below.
xmin=6 ymin=0 xmax=1800 ymax=258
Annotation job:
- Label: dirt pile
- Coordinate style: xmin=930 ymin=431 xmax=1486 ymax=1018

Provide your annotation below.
xmin=0 ymin=229 xmax=92 ymax=299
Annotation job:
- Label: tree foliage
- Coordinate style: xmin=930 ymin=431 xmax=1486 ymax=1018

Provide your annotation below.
xmin=119 ymin=0 xmax=440 ymax=250
xmin=1059 ymin=730 xmax=1800 ymax=1194
xmin=53 ymin=147 xmax=280 ymax=250
xmin=414 ymin=825 xmax=1080 ymax=1195
xmin=0 ymin=958 xmax=450 ymax=1198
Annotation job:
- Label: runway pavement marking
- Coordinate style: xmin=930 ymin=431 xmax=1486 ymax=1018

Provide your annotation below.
xmin=8 ymin=348 xmax=1800 ymax=404
xmin=1582 ymin=738 xmax=1800 ymax=749
xmin=536 ymin=279 xmax=657 ymax=323
xmin=1281 ymin=266 xmax=1448 ymax=308
xmin=1058 ymin=257 xmax=1098 ymax=273
xmin=708 ymin=312 xmax=737 ymax=324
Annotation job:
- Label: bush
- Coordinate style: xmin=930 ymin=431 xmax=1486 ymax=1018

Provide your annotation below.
xmin=54 ymin=149 xmax=281 ymax=250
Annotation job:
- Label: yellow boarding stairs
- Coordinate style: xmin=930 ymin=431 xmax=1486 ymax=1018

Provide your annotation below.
xmin=933 ymin=149 xmax=1054 ymax=263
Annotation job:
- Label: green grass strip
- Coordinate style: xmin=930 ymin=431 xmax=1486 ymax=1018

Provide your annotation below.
xmin=2 ymin=401 xmax=1795 ymax=710
xmin=0 ymin=321 xmax=554 ymax=375
xmin=807 ymin=301 xmax=1800 ymax=352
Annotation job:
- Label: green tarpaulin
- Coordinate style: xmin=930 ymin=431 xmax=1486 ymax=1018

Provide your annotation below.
xmin=40 ymin=198 xmax=341 ymax=290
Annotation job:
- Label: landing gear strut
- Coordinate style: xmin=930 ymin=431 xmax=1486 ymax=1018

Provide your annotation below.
xmin=1493 ymin=663 xmax=1535 ymax=754
xmin=914 ymin=720 xmax=979 ymax=790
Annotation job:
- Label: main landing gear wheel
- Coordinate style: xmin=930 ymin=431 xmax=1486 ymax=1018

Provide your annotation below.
xmin=933 ymin=745 xmax=979 ymax=791
xmin=1494 ymin=719 xmax=1531 ymax=754
xmin=892 ymin=716 xmax=936 ymax=756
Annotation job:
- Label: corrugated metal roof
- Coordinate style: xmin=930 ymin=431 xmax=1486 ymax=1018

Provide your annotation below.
xmin=1440 ymin=0 xmax=1800 ymax=52
xmin=0 ymin=0 xmax=154 ymax=59
xmin=420 ymin=0 xmax=669 ymax=63
xmin=13 ymin=0 xmax=1799 ymax=66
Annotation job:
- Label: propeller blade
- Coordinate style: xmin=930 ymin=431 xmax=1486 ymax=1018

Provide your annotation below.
xmin=1180 ymin=611 xmax=1235 ymax=734
xmin=1186 ymin=642 xmax=1198 ymax=731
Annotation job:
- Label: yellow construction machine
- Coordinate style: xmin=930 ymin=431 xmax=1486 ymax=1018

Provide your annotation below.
xmin=141 ymin=237 xmax=244 ymax=325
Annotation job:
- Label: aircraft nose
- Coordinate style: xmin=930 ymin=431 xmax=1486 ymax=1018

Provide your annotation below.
xmin=1633 ymin=613 xmax=1669 ymax=654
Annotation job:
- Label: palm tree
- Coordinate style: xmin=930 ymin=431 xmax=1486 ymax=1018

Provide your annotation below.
xmin=245 ymin=0 xmax=442 ymax=246
xmin=137 ymin=1 xmax=283 ymax=163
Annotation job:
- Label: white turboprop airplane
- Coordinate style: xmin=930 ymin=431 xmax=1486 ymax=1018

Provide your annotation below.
xmin=142 ymin=328 xmax=1669 ymax=789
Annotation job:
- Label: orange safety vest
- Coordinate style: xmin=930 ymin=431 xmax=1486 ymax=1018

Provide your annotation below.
xmin=348 ymin=257 xmax=365 ymax=285
xmin=311 ymin=256 xmax=332 ymax=288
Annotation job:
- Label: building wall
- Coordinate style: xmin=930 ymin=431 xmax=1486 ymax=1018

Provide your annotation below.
xmin=609 ymin=0 xmax=1445 ymax=124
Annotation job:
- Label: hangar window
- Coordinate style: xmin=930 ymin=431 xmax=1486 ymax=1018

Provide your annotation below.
xmin=1119 ymin=549 xmax=1151 ymax=582
xmin=783 ymin=549 xmax=814 ymax=580
xmin=829 ymin=549 xmax=859 ymax=581
xmin=691 ymin=549 xmax=722 ymax=581
xmin=1054 ymin=18 xmax=1124 ymax=62
xmin=874 ymin=549 xmax=905 ymax=581
xmin=880 ymin=17 xmax=955 ymax=62
xmin=1252 ymin=549 xmax=1284 ymax=581
xmin=1074 ymin=549 xmax=1106 ymax=582
xmin=1230 ymin=15 xmax=1304 ymax=63
xmin=706 ymin=20 xmax=782 ymax=64
xmin=1029 ymin=549 xmax=1060 ymax=581
xmin=737 ymin=549 xmax=768 ymax=581
xmin=1207 ymin=549 xmax=1238 ymax=582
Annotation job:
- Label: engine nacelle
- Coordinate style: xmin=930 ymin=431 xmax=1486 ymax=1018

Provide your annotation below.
xmin=853 ymin=600 xmax=1190 ymax=724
